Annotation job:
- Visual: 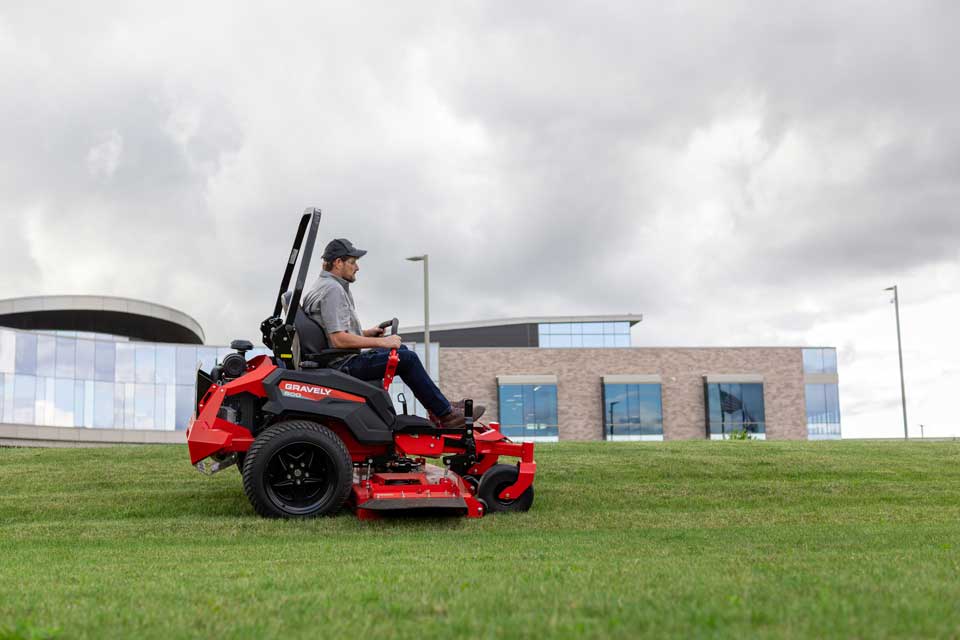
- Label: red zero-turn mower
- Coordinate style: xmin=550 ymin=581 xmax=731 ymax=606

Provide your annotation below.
xmin=186 ymin=208 xmax=537 ymax=519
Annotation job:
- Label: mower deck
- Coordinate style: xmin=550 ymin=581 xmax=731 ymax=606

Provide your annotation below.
xmin=351 ymin=463 xmax=484 ymax=519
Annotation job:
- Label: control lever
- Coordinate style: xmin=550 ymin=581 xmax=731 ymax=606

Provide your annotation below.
xmin=381 ymin=317 xmax=400 ymax=390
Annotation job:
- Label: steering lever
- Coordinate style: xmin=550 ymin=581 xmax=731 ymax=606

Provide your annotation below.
xmin=381 ymin=317 xmax=400 ymax=390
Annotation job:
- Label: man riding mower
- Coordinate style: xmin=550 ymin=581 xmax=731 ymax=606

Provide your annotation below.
xmin=186 ymin=208 xmax=537 ymax=519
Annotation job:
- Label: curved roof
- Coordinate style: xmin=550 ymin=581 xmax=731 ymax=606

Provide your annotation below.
xmin=0 ymin=295 xmax=205 ymax=344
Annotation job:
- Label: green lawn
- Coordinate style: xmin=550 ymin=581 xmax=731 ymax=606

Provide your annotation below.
xmin=1 ymin=441 xmax=959 ymax=639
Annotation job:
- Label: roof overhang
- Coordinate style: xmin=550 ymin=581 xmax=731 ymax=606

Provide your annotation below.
xmin=0 ymin=295 xmax=205 ymax=344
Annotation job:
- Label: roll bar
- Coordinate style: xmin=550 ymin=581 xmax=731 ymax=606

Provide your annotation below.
xmin=261 ymin=208 xmax=322 ymax=367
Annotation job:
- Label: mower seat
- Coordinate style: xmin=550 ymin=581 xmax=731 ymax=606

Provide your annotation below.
xmin=281 ymin=291 xmax=358 ymax=369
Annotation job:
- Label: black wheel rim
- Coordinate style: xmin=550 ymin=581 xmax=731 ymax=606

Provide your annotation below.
xmin=491 ymin=480 xmax=517 ymax=507
xmin=264 ymin=441 xmax=338 ymax=515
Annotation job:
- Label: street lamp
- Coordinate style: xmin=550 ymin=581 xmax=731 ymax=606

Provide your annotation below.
xmin=608 ymin=401 xmax=619 ymax=440
xmin=885 ymin=285 xmax=908 ymax=439
xmin=406 ymin=254 xmax=430 ymax=377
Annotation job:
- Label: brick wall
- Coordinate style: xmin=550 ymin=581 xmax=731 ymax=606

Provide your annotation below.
xmin=438 ymin=347 xmax=807 ymax=441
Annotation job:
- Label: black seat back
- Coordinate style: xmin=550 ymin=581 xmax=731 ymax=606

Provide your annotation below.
xmin=281 ymin=291 xmax=358 ymax=368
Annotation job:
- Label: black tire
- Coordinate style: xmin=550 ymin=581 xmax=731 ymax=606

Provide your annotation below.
xmin=241 ymin=420 xmax=353 ymax=518
xmin=477 ymin=464 xmax=534 ymax=513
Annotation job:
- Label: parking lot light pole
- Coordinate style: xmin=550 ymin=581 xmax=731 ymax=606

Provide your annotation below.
xmin=885 ymin=285 xmax=908 ymax=439
xmin=406 ymin=254 xmax=430 ymax=377
xmin=608 ymin=401 xmax=619 ymax=440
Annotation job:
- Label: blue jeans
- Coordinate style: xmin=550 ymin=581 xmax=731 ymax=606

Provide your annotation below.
xmin=338 ymin=345 xmax=452 ymax=417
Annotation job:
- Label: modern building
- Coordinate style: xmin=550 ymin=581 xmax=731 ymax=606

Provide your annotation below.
xmin=0 ymin=297 xmax=841 ymax=446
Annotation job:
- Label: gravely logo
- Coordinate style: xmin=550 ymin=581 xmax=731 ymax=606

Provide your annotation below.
xmin=279 ymin=381 xmax=335 ymax=401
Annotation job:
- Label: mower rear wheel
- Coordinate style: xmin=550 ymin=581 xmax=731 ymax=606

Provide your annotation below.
xmin=477 ymin=464 xmax=534 ymax=513
xmin=241 ymin=420 xmax=352 ymax=518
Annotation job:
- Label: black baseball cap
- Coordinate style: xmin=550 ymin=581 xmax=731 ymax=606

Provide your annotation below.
xmin=322 ymin=238 xmax=367 ymax=261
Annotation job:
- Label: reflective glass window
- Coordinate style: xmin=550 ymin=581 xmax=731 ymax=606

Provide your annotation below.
xmin=825 ymin=383 xmax=840 ymax=424
xmin=198 ymin=348 xmax=219 ymax=372
xmin=805 ymin=384 xmax=826 ymax=424
xmin=551 ymin=334 xmax=572 ymax=348
xmin=76 ymin=339 xmax=95 ymax=379
xmin=176 ymin=346 xmax=198 ymax=384
xmin=116 ymin=344 xmax=135 ymax=383
xmin=705 ymin=382 xmax=765 ymax=436
xmin=539 ymin=335 xmax=554 ymax=348
xmin=603 ymin=322 xmax=618 ymax=334
xmin=94 ymin=341 xmax=116 ymax=382
xmin=75 ymin=380 xmax=87 ymax=427
xmin=54 ymin=378 xmax=74 ymax=427
xmin=583 ymin=334 xmax=604 ymax=348
xmin=603 ymin=383 xmax=663 ymax=438
xmin=164 ymin=384 xmax=177 ymax=430
xmin=2 ymin=373 xmax=13 ymax=423
xmin=538 ymin=323 xmax=552 ymax=336
xmin=614 ymin=334 xmax=631 ymax=347
xmin=0 ymin=330 xmax=15 ymax=374
xmin=37 ymin=336 xmax=56 ymax=377
xmin=805 ymin=383 xmax=841 ymax=438
xmin=15 ymin=333 xmax=37 ymax=375
xmin=583 ymin=322 xmax=604 ymax=335
xmin=135 ymin=345 xmax=156 ymax=383
xmin=123 ymin=383 xmax=135 ymax=428
xmin=822 ymin=349 xmax=838 ymax=374
xmin=175 ymin=384 xmax=195 ymax=430
xmin=135 ymin=383 xmax=155 ymax=428
xmin=14 ymin=375 xmax=37 ymax=423
xmin=114 ymin=383 xmax=125 ymax=428
xmin=55 ymin=337 xmax=75 ymax=378
xmin=93 ymin=382 xmax=114 ymax=428
xmin=802 ymin=349 xmax=824 ymax=374
xmin=497 ymin=383 xmax=558 ymax=439
xmin=156 ymin=347 xmax=176 ymax=384
xmin=36 ymin=377 xmax=54 ymax=425
xmin=83 ymin=380 xmax=94 ymax=427
xmin=154 ymin=385 xmax=166 ymax=430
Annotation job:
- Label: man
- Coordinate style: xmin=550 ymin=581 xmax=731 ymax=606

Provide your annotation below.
xmin=301 ymin=238 xmax=483 ymax=428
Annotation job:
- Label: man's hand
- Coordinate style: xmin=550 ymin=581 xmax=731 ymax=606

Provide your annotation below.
xmin=379 ymin=334 xmax=402 ymax=350
xmin=363 ymin=325 xmax=386 ymax=338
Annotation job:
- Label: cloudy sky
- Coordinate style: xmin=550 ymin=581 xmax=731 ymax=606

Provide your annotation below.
xmin=0 ymin=1 xmax=957 ymax=438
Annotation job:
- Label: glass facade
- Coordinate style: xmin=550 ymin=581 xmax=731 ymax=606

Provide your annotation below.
xmin=802 ymin=348 xmax=837 ymax=374
xmin=806 ymin=383 xmax=841 ymax=439
xmin=538 ymin=322 xmax=631 ymax=348
xmin=705 ymin=382 xmax=765 ymax=438
xmin=602 ymin=383 xmax=663 ymax=440
xmin=497 ymin=383 xmax=559 ymax=441
xmin=0 ymin=327 xmax=270 ymax=431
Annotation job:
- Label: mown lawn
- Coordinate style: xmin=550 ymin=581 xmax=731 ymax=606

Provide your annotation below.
xmin=1 ymin=440 xmax=959 ymax=639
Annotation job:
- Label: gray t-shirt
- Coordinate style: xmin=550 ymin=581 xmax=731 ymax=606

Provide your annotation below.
xmin=302 ymin=271 xmax=364 ymax=338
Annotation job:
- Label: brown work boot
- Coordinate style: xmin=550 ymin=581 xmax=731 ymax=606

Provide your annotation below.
xmin=452 ymin=399 xmax=486 ymax=421
xmin=438 ymin=410 xmax=466 ymax=428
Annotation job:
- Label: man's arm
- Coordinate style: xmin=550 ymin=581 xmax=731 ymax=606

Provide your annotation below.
xmin=329 ymin=331 xmax=402 ymax=350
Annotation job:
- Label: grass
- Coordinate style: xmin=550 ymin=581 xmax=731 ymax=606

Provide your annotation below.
xmin=1 ymin=441 xmax=960 ymax=639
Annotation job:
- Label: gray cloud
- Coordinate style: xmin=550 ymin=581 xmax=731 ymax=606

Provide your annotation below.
xmin=0 ymin=1 xmax=958 ymax=434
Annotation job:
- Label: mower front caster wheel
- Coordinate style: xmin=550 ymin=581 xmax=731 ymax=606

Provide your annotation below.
xmin=241 ymin=420 xmax=352 ymax=518
xmin=477 ymin=464 xmax=534 ymax=513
